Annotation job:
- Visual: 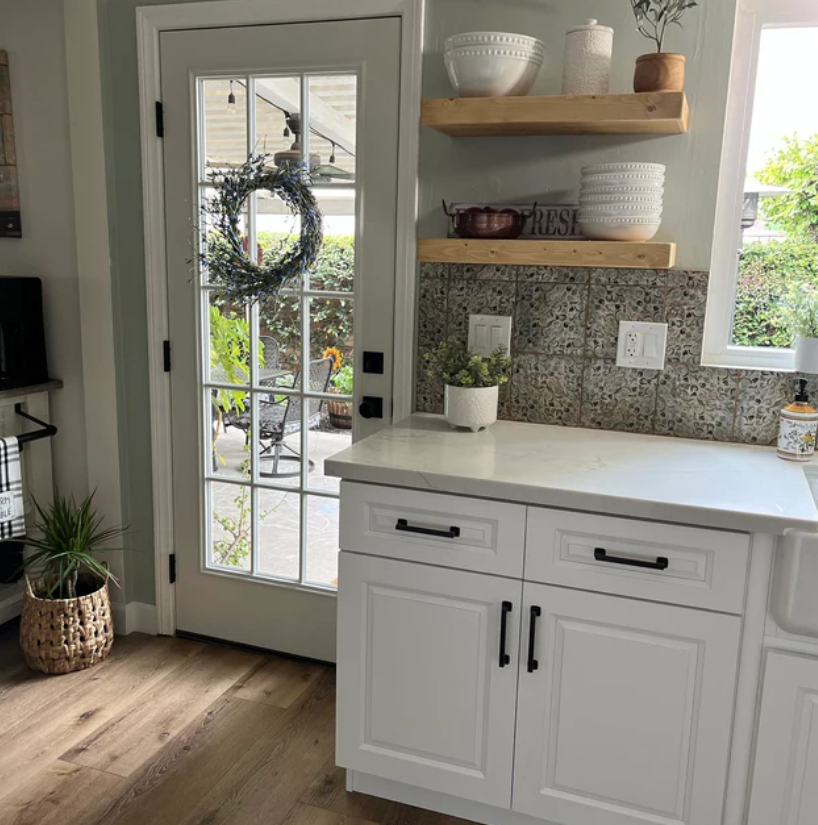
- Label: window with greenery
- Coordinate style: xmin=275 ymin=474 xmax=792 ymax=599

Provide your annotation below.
xmin=704 ymin=0 xmax=818 ymax=370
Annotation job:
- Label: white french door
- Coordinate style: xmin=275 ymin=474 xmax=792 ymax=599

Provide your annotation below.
xmin=161 ymin=18 xmax=400 ymax=660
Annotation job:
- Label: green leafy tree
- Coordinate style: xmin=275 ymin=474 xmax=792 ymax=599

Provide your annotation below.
xmin=758 ymin=134 xmax=818 ymax=242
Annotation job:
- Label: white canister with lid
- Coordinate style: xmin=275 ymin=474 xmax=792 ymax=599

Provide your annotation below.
xmin=561 ymin=18 xmax=614 ymax=96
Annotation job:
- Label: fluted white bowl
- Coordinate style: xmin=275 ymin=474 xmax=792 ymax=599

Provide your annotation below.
xmin=580 ymin=184 xmax=665 ymax=198
xmin=580 ymin=192 xmax=664 ymax=205
xmin=578 ymin=216 xmax=661 ymax=242
xmin=444 ymin=48 xmax=543 ymax=97
xmin=582 ymin=162 xmax=666 ymax=176
xmin=445 ymin=32 xmax=545 ymax=56
xmin=581 ymin=173 xmax=665 ymax=188
xmin=579 ymin=205 xmax=663 ymax=218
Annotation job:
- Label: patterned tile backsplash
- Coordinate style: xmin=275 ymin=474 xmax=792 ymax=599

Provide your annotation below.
xmin=415 ymin=264 xmax=811 ymax=446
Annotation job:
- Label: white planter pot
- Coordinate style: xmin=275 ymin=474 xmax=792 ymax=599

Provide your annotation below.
xmin=444 ymin=385 xmax=499 ymax=432
xmin=795 ymin=336 xmax=818 ymax=373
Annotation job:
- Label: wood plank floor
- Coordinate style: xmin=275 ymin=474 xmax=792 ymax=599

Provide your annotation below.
xmin=0 ymin=620 xmax=467 ymax=825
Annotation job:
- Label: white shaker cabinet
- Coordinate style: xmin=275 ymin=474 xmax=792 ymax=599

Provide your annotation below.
xmin=512 ymin=583 xmax=742 ymax=825
xmin=747 ymin=651 xmax=818 ymax=825
xmin=336 ymin=552 xmax=523 ymax=808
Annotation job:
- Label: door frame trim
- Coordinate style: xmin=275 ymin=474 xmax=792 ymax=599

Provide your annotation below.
xmin=136 ymin=0 xmax=425 ymax=635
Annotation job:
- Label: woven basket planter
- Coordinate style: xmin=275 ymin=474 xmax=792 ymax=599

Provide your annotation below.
xmin=20 ymin=575 xmax=114 ymax=674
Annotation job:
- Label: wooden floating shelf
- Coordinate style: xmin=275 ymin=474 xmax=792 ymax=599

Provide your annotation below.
xmin=421 ymin=92 xmax=689 ymax=137
xmin=418 ymin=238 xmax=677 ymax=270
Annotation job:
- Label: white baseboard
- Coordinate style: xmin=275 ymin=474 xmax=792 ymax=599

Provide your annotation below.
xmin=112 ymin=601 xmax=158 ymax=636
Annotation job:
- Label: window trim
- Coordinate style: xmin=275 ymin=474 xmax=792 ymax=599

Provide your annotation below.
xmin=703 ymin=0 xmax=818 ymax=371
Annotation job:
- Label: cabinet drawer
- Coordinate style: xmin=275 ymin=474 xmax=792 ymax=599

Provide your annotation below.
xmin=525 ymin=507 xmax=750 ymax=614
xmin=340 ymin=482 xmax=526 ymax=577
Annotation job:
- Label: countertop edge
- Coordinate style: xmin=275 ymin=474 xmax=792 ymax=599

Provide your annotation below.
xmin=325 ymin=458 xmax=818 ymax=536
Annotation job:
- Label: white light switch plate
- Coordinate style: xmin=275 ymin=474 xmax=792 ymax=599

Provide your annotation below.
xmin=616 ymin=321 xmax=668 ymax=369
xmin=468 ymin=314 xmax=512 ymax=357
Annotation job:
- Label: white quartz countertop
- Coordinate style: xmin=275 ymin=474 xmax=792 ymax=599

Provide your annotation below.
xmin=325 ymin=414 xmax=818 ymax=535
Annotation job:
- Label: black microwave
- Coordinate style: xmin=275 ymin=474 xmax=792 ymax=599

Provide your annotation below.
xmin=0 ymin=277 xmax=49 ymax=391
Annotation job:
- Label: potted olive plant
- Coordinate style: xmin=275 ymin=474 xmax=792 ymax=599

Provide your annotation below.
xmin=325 ymin=347 xmax=353 ymax=430
xmin=19 ymin=491 xmax=125 ymax=674
xmin=782 ymin=286 xmax=818 ymax=373
xmin=629 ymin=0 xmax=698 ymax=93
xmin=425 ymin=341 xmax=511 ymax=432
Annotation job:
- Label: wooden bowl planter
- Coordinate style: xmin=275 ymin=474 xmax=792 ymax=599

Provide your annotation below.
xmin=633 ymin=53 xmax=686 ymax=93
xmin=20 ymin=575 xmax=114 ymax=674
xmin=327 ymin=395 xmax=353 ymax=430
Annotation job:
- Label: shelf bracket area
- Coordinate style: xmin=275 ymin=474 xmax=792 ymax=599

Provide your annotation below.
xmin=13 ymin=404 xmax=58 ymax=450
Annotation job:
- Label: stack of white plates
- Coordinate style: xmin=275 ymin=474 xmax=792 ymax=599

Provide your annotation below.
xmin=578 ymin=163 xmax=665 ymax=241
xmin=444 ymin=32 xmax=545 ymax=98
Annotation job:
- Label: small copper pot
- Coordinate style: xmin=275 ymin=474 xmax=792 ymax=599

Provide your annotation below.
xmin=444 ymin=201 xmax=537 ymax=240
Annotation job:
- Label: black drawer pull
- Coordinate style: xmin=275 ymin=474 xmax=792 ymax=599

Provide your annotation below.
xmin=594 ymin=548 xmax=669 ymax=571
xmin=499 ymin=601 xmax=512 ymax=668
xmin=395 ymin=518 xmax=461 ymax=539
xmin=527 ymin=605 xmax=541 ymax=674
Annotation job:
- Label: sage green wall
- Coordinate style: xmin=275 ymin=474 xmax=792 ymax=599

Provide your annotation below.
xmin=99 ymin=0 xmax=736 ymax=606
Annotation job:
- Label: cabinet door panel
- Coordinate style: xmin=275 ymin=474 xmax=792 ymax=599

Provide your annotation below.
xmin=748 ymin=651 xmax=818 ymax=825
xmin=513 ymin=583 xmax=741 ymax=825
xmin=337 ymin=552 xmax=522 ymax=808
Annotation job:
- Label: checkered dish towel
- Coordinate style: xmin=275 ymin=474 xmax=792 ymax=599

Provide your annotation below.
xmin=0 ymin=436 xmax=25 ymax=540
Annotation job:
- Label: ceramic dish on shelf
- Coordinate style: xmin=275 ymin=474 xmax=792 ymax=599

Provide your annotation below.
xmin=578 ymin=216 xmax=661 ymax=242
xmin=579 ymin=193 xmax=664 ymax=205
xmin=444 ymin=47 xmax=543 ymax=97
xmin=445 ymin=32 xmax=545 ymax=55
xmin=581 ymin=173 xmax=665 ymax=188
xmin=579 ymin=185 xmax=665 ymax=198
xmin=581 ymin=162 xmax=666 ymax=176
xmin=579 ymin=205 xmax=663 ymax=218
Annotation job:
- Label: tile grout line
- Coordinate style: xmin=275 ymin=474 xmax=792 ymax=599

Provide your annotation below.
xmin=649 ymin=270 xmax=669 ymax=434
xmin=576 ymin=273 xmax=595 ymax=427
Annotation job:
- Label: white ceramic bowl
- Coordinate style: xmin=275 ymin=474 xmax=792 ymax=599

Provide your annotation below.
xmin=578 ymin=217 xmax=661 ymax=242
xmin=581 ymin=173 xmax=665 ymax=188
xmin=444 ymin=48 xmax=543 ymax=97
xmin=445 ymin=32 xmax=545 ymax=56
xmin=579 ymin=193 xmax=664 ymax=205
xmin=582 ymin=162 xmax=666 ymax=176
xmin=579 ymin=205 xmax=663 ymax=218
xmin=580 ymin=185 xmax=665 ymax=198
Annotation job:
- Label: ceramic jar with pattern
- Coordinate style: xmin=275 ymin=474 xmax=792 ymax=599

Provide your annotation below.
xmin=561 ymin=19 xmax=614 ymax=96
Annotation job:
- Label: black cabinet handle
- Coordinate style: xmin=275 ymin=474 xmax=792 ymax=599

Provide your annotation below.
xmin=499 ymin=601 xmax=512 ymax=668
xmin=527 ymin=605 xmax=541 ymax=674
xmin=395 ymin=518 xmax=461 ymax=539
xmin=594 ymin=548 xmax=669 ymax=571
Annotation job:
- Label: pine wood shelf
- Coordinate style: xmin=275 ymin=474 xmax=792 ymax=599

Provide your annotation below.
xmin=421 ymin=92 xmax=689 ymax=137
xmin=418 ymin=238 xmax=677 ymax=270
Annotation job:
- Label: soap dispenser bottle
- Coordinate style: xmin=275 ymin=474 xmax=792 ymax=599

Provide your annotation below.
xmin=777 ymin=379 xmax=818 ymax=462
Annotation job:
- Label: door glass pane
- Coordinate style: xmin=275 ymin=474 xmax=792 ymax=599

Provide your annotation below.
xmin=305 ymin=495 xmax=340 ymax=586
xmin=309 ymin=192 xmax=355 ymax=290
xmin=201 ymin=78 xmax=248 ymax=177
xmin=199 ymin=188 xmax=248 ymax=287
xmin=254 ymin=76 xmax=302 ymax=160
xmin=210 ymin=389 xmax=251 ymax=482
xmin=208 ymin=291 xmax=250 ymax=386
xmin=258 ymin=292 xmax=301 ymax=386
xmin=307 ymin=75 xmax=357 ymax=183
xmin=257 ymin=489 xmax=301 ymax=580
xmin=209 ymin=481 xmax=252 ymax=571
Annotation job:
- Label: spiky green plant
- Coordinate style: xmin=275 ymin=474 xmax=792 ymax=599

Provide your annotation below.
xmin=22 ymin=491 xmax=126 ymax=599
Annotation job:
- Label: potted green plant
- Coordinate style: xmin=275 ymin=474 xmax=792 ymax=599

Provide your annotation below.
xmin=19 ymin=491 xmax=126 ymax=674
xmin=781 ymin=286 xmax=818 ymax=373
xmin=325 ymin=348 xmax=353 ymax=430
xmin=425 ymin=341 xmax=511 ymax=432
xmin=628 ymin=0 xmax=698 ymax=93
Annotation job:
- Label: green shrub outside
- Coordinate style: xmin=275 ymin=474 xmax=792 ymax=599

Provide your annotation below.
xmin=733 ymin=241 xmax=818 ymax=347
xmin=257 ymin=233 xmax=355 ymax=369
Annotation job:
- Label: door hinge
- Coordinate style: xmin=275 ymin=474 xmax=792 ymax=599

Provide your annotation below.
xmin=169 ymin=553 xmax=176 ymax=584
xmin=155 ymin=101 xmax=165 ymax=138
xmin=163 ymin=340 xmax=172 ymax=372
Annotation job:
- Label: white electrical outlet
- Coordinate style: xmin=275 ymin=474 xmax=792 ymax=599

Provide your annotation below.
xmin=468 ymin=314 xmax=512 ymax=357
xmin=616 ymin=321 xmax=668 ymax=369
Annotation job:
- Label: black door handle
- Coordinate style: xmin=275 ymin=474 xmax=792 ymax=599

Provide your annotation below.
xmin=359 ymin=396 xmax=383 ymax=419
xmin=395 ymin=518 xmax=461 ymax=539
xmin=527 ymin=605 xmax=541 ymax=673
xmin=499 ymin=601 xmax=512 ymax=668
xmin=594 ymin=548 xmax=669 ymax=571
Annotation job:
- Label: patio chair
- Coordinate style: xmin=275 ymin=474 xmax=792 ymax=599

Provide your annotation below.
xmin=231 ymin=356 xmax=334 ymax=478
